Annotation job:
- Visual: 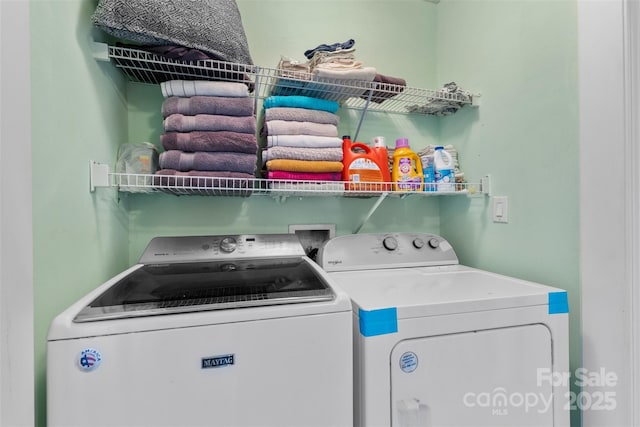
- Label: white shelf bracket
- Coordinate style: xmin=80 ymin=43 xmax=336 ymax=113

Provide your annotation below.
xmin=471 ymin=92 xmax=482 ymax=107
xmin=90 ymin=161 xmax=110 ymax=192
xmin=91 ymin=41 xmax=110 ymax=62
xmin=480 ymin=174 xmax=492 ymax=197
xmin=354 ymin=192 xmax=389 ymax=234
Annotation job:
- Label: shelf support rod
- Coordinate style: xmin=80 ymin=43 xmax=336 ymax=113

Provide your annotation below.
xmin=354 ymin=192 xmax=389 ymax=234
xmin=352 ymin=86 xmax=374 ymax=141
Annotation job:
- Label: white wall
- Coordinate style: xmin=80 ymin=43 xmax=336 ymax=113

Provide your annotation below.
xmin=578 ymin=0 xmax=636 ymax=425
xmin=0 ymin=0 xmax=34 ymax=426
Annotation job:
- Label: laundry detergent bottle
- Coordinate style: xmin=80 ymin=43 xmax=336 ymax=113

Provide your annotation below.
xmin=392 ymin=138 xmax=424 ymax=191
xmin=434 ymin=145 xmax=455 ymax=192
xmin=342 ymin=135 xmax=391 ymax=191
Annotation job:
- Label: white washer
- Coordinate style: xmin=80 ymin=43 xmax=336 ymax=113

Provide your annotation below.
xmin=318 ymin=232 xmax=570 ymax=427
xmin=48 ymin=234 xmax=353 ymax=427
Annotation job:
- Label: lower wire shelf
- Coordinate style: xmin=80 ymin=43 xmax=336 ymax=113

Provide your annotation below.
xmin=94 ymin=172 xmax=486 ymax=199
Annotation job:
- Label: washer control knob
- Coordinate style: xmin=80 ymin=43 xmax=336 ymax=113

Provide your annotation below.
xmin=219 ymin=237 xmax=237 ymax=253
xmin=383 ymin=236 xmax=398 ymax=251
xmin=413 ymin=238 xmax=425 ymax=249
xmin=428 ymin=238 xmax=440 ymax=249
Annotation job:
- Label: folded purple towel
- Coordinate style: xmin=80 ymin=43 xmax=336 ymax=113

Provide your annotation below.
xmin=361 ymin=73 xmax=407 ymax=103
xmin=164 ymin=114 xmax=256 ymax=134
xmin=159 ymin=150 xmax=257 ymax=174
xmin=162 ymin=96 xmax=255 ymax=117
xmin=161 ymin=131 xmax=257 ymax=154
xmin=264 ymin=107 xmax=339 ymax=126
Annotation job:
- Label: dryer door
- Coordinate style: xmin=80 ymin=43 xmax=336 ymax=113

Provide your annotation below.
xmin=391 ymin=324 xmax=555 ymax=426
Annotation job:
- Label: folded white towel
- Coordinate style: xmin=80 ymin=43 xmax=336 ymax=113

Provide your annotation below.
xmin=161 ymin=80 xmax=249 ymax=98
xmin=313 ymin=66 xmax=377 ymax=81
xmin=266 ymin=135 xmax=343 ymax=148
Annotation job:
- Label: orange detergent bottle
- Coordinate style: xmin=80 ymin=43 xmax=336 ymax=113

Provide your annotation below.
xmin=392 ymin=137 xmax=424 ymax=191
xmin=342 ymin=135 xmax=392 ymax=191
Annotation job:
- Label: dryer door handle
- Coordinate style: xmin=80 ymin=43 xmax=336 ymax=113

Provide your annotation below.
xmin=396 ymin=398 xmax=429 ymax=426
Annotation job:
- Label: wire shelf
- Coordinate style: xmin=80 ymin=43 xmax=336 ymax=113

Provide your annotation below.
xmin=106 ymin=45 xmax=477 ymax=116
xmin=107 ymin=172 xmax=482 ymax=198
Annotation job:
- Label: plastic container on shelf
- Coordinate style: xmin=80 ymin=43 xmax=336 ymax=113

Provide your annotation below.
xmin=422 ymin=154 xmax=436 ymax=192
xmin=434 ymin=146 xmax=455 ymax=192
xmin=342 ymin=135 xmax=392 ymax=191
xmin=392 ymin=138 xmax=424 ymax=192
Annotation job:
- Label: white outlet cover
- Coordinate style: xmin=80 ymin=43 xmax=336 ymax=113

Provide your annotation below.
xmin=492 ymin=196 xmax=509 ymax=223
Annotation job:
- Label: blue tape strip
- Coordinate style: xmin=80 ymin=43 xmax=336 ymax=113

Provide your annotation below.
xmin=548 ymin=291 xmax=569 ymax=314
xmin=359 ymin=307 xmax=398 ymax=337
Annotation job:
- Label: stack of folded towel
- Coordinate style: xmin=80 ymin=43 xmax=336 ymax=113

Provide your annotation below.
xmin=155 ymin=80 xmax=258 ymax=188
xmin=304 ymin=39 xmax=376 ymax=100
xmin=261 ymin=95 xmax=344 ymax=191
xmin=275 ymin=39 xmax=407 ymax=102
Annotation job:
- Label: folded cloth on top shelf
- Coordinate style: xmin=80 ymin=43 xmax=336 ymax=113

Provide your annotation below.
xmin=138 ymin=45 xmax=212 ymax=62
xmin=304 ymin=38 xmax=356 ymax=59
xmin=406 ymin=82 xmax=472 ymax=116
xmin=113 ymin=44 xmax=255 ymax=90
xmin=264 ymin=107 xmax=339 ymax=126
xmin=159 ymin=150 xmax=257 ymax=174
xmin=266 ymin=159 xmax=343 ymax=173
xmin=266 ymin=134 xmax=343 ymax=149
xmin=302 ymin=67 xmax=377 ymax=100
xmin=267 ymin=170 xmax=342 ymax=181
xmin=360 ymin=73 xmax=408 ymax=104
xmin=263 ymin=96 xmax=339 ymax=113
xmin=154 ymin=169 xmax=255 ymax=192
xmin=162 ymin=96 xmax=254 ymax=117
xmin=262 ymin=147 xmax=343 ymax=164
xmin=91 ymin=0 xmax=254 ymax=64
xmin=263 ymin=120 xmax=338 ymax=137
xmin=161 ymin=80 xmax=250 ymax=98
xmin=312 ymin=66 xmax=378 ymax=81
xmin=164 ymin=114 xmax=256 ymax=134
xmin=161 ymin=131 xmax=257 ymax=154
xmin=277 ymin=56 xmax=311 ymax=77
xmin=271 ymin=57 xmax=311 ymax=96
xmin=308 ymin=49 xmax=357 ymax=70
xmin=312 ymin=58 xmax=364 ymax=72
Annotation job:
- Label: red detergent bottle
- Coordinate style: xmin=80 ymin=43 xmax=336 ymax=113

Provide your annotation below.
xmin=342 ymin=135 xmax=392 ymax=191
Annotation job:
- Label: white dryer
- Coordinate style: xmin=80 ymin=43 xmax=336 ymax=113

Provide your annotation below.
xmin=318 ymin=232 xmax=570 ymax=427
xmin=48 ymin=234 xmax=353 ymax=427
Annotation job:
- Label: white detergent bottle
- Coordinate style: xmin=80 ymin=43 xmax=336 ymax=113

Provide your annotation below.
xmin=433 ymin=146 xmax=455 ymax=192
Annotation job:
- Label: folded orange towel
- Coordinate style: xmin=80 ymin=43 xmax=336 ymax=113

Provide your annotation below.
xmin=266 ymin=159 xmax=343 ymax=173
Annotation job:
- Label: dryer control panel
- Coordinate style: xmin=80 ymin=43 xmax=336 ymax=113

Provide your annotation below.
xmin=318 ymin=232 xmax=459 ymax=272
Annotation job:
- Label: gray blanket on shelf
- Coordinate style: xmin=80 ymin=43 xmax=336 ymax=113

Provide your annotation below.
xmin=91 ymin=0 xmax=254 ymax=65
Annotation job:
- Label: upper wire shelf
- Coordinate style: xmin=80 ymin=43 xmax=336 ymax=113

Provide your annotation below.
xmin=99 ymin=44 xmax=479 ymax=115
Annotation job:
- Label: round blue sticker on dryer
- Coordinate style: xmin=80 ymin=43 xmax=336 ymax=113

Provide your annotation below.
xmin=78 ymin=348 xmax=102 ymax=372
xmin=400 ymin=351 xmax=418 ymax=373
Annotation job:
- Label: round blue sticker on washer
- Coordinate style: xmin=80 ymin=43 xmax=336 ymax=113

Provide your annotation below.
xmin=400 ymin=351 xmax=418 ymax=373
xmin=78 ymin=348 xmax=102 ymax=372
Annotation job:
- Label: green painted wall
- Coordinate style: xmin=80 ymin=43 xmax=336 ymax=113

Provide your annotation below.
xmin=436 ymin=1 xmax=580 ymax=425
xmin=29 ymin=0 xmax=579 ymax=426
xmin=30 ymin=1 xmax=131 ymax=425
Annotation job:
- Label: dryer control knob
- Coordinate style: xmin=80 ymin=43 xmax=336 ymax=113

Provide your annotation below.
xmin=219 ymin=237 xmax=237 ymax=253
xmin=383 ymin=236 xmax=398 ymax=251
xmin=428 ymin=238 xmax=440 ymax=249
xmin=413 ymin=238 xmax=425 ymax=249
